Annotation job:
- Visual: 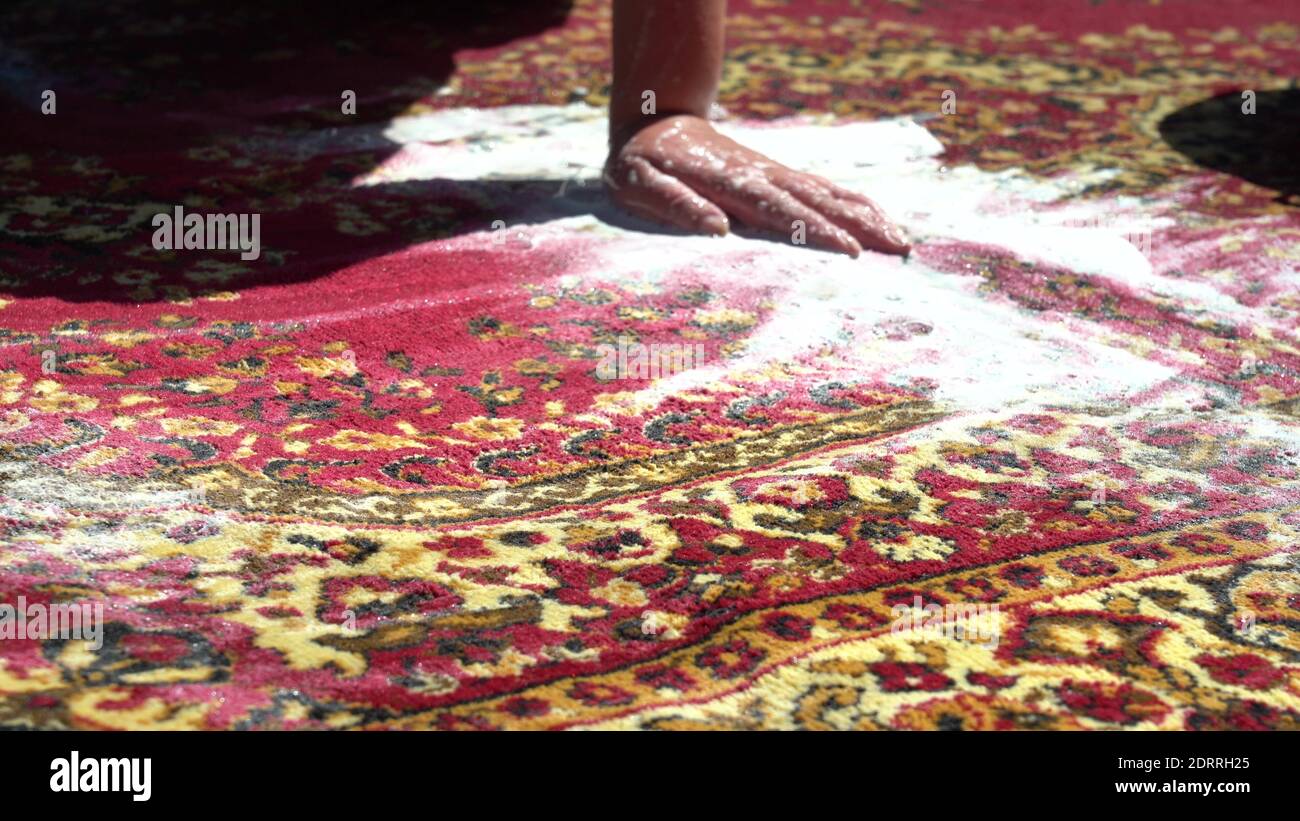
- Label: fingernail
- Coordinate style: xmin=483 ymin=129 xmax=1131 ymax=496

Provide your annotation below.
xmin=886 ymin=226 xmax=911 ymax=248
xmin=703 ymin=215 xmax=729 ymax=236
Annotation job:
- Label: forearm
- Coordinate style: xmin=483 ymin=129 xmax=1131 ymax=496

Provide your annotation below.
xmin=609 ymin=0 xmax=726 ymax=147
xmin=603 ymin=0 xmax=909 ymax=256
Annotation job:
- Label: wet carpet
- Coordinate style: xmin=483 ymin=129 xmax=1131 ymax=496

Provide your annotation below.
xmin=1 ymin=0 xmax=1298 ymax=729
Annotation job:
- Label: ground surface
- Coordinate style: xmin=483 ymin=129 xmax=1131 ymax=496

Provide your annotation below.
xmin=1 ymin=0 xmax=1299 ymax=729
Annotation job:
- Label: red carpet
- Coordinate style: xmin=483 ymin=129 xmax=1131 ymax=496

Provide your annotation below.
xmin=1 ymin=0 xmax=1298 ymax=729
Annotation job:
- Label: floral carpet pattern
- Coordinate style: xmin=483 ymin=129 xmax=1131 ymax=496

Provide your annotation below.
xmin=1 ymin=0 xmax=1299 ymax=729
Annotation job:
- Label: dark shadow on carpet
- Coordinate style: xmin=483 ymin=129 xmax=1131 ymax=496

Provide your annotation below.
xmin=1158 ymin=88 xmax=1300 ymax=203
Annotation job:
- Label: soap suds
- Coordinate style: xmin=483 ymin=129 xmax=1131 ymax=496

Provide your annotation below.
xmin=352 ymin=104 xmax=1272 ymax=420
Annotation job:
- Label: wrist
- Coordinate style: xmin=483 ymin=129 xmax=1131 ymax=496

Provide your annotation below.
xmin=608 ymin=110 xmax=704 ymax=155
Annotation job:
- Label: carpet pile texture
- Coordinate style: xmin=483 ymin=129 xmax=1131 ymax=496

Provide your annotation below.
xmin=1 ymin=0 xmax=1299 ymax=729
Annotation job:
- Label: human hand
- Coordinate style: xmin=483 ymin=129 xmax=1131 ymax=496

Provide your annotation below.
xmin=605 ymin=114 xmax=910 ymax=257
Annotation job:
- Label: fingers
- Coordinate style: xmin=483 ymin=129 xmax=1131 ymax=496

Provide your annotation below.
xmin=780 ymin=173 xmax=911 ymax=256
xmin=821 ymin=179 xmax=876 ymax=207
xmin=606 ymin=130 xmax=910 ymax=258
xmin=685 ymin=170 xmax=864 ymax=257
xmin=606 ymin=156 xmax=730 ymax=237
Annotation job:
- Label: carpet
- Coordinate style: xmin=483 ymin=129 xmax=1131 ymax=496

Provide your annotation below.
xmin=1 ymin=0 xmax=1299 ymax=730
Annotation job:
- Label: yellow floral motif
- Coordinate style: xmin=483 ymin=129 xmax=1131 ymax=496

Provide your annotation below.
xmin=0 ymin=372 xmax=23 ymax=404
xmin=29 ymin=380 xmax=98 ymax=413
xmin=295 ymin=356 xmax=357 ymax=379
xmin=450 ymin=416 xmax=525 ymax=441
xmin=100 ymin=330 xmax=156 ymax=348
xmin=159 ymin=417 xmax=243 ymax=438
xmin=176 ymin=376 xmax=238 ymax=395
xmin=693 ymin=307 xmax=757 ymax=332
xmin=319 ymin=430 xmax=430 ymax=451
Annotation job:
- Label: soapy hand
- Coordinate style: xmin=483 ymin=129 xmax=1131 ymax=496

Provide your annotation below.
xmin=605 ymin=114 xmax=910 ymax=258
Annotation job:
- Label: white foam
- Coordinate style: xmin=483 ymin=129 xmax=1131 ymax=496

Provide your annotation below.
xmin=366 ymin=104 xmax=944 ymax=184
xmin=352 ymin=105 xmax=1278 ymax=414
